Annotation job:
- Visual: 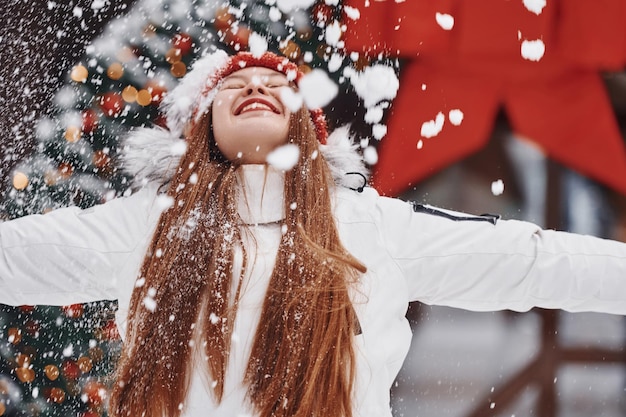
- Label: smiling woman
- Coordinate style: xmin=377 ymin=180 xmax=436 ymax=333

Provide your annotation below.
xmin=212 ymin=67 xmax=292 ymax=163
xmin=109 ymin=50 xmax=367 ymax=417
xmin=2 ymin=49 xmax=626 ymax=417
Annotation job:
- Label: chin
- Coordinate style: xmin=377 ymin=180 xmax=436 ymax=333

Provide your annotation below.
xmin=243 ymin=119 xmax=288 ymax=136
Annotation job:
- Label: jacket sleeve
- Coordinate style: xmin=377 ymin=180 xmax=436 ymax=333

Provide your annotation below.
xmin=375 ymin=193 xmax=626 ymax=315
xmin=0 ymin=184 xmax=160 ymax=306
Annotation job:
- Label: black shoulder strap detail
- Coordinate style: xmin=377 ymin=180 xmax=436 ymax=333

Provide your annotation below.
xmin=345 ymin=172 xmax=367 ymax=193
xmin=411 ymin=202 xmax=500 ymax=225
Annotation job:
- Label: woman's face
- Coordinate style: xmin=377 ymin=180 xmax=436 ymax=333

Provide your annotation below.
xmin=212 ymin=67 xmax=292 ymax=164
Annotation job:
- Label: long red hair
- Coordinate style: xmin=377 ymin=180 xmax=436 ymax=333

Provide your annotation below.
xmin=109 ymin=106 xmax=366 ymax=417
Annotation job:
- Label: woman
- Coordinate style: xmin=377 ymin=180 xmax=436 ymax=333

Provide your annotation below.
xmin=1 ymin=50 xmax=626 ymax=417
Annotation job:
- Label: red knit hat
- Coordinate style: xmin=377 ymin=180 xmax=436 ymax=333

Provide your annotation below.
xmin=161 ymin=50 xmax=329 ymax=144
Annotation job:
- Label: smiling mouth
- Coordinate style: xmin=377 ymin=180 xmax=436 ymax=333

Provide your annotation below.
xmin=235 ymin=99 xmax=279 ymax=115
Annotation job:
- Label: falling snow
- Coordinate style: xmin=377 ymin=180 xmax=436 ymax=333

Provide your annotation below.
xmin=491 ymin=179 xmax=505 ymax=196
xmin=279 ymin=87 xmax=304 ymax=112
xmin=0 ymin=0 xmax=135 ymax=182
xmin=420 ymin=112 xmax=445 ymax=138
xmin=327 ymin=53 xmax=344 ymax=73
xmin=435 ymin=13 xmax=454 ymax=30
xmin=324 ymin=20 xmax=343 ymax=47
xmin=268 ymin=7 xmax=282 ymax=22
xmin=521 ymin=39 xmax=546 ymax=61
xmin=372 ymin=124 xmax=388 ymax=140
xmin=266 ymin=144 xmax=300 ymax=171
xmin=248 ymin=32 xmax=269 ymax=58
xmin=522 ymin=0 xmax=546 ymax=15
xmin=363 ymin=146 xmax=378 ymax=165
xmin=298 ymin=69 xmax=338 ymax=109
xmin=62 ymin=344 xmax=74 ymax=357
xmin=156 ymin=195 xmax=175 ymax=211
xmin=171 ymin=140 xmax=188 ymax=156
xmin=345 ymin=65 xmax=399 ymax=108
xmin=275 ymin=0 xmax=316 ymax=13
xmin=365 ymin=106 xmax=384 ymax=124
xmin=1 ymin=1 xmax=624 ymax=416
xmin=343 ymin=6 xmax=360 ymax=20
xmin=143 ymin=288 xmax=158 ymax=312
xmin=448 ymin=109 xmax=464 ymax=126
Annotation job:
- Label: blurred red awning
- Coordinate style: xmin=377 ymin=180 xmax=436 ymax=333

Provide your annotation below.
xmin=344 ymin=0 xmax=626 ymax=196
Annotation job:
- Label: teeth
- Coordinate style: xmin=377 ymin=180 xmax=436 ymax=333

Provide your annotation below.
xmin=241 ymin=102 xmax=272 ymax=113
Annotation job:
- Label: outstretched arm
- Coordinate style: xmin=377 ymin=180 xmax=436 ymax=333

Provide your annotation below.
xmin=0 ymin=184 xmax=160 ymax=306
xmin=377 ymin=195 xmax=626 ymax=315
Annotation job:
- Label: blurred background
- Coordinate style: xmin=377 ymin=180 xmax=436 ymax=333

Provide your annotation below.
xmin=0 ymin=0 xmax=625 ymax=416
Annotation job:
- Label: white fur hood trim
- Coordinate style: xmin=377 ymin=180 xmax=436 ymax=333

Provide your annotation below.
xmin=120 ymin=124 xmax=369 ymax=190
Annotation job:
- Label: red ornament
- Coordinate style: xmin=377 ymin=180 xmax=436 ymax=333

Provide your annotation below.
xmin=225 ymin=26 xmax=250 ymax=50
xmin=93 ymin=150 xmax=112 ymax=171
xmin=214 ymin=6 xmax=235 ymax=31
xmin=44 ymin=364 xmax=60 ymax=381
xmin=145 ymin=79 xmax=168 ymax=105
xmin=24 ymin=319 xmax=40 ymax=336
xmin=83 ymin=380 xmax=107 ymax=406
xmin=172 ymin=33 xmax=193 ymax=55
xmin=62 ymin=359 xmax=81 ymax=380
xmin=15 ymin=353 xmax=31 ymax=368
xmin=58 ymin=162 xmax=74 ymax=179
xmin=99 ymin=319 xmax=120 ymax=341
xmin=313 ymin=3 xmax=334 ymax=24
xmin=47 ymin=387 xmax=66 ymax=404
xmin=7 ymin=328 xmax=22 ymax=344
xmin=19 ymin=305 xmax=35 ymax=313
xmin=62 ymin=304 xmax=84 ymax=318
xmin=81 ymin=109 xmax=99 ymax=133
xmin=15 ymin=367 xmax=35 ymax=383
xmin=77 ymin=356 xmax=93 ymax=373
xmin=98 ymin=92 xmax=124 ymax=118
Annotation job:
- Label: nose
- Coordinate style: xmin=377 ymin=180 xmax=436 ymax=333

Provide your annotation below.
xmin=244 ymin=82 xmax=269 ymax=96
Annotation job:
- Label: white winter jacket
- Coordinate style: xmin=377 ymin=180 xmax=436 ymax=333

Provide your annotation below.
xmin=2 ymin=132 xmax=626 ymax=417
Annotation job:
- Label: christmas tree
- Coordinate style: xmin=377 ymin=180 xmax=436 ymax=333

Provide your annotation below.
xmin=0 ymin=1 xmax=394 ymax=415
xmin=0 ymin=302 xmax=120 ymax=417
xmin=0 ymin=0 xmax=375 ymax=220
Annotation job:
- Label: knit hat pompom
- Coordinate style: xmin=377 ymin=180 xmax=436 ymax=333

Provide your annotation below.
xmin=160 ymin=49 xmax=329 ymax=144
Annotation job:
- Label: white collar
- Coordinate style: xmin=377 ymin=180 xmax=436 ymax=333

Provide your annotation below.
xmin=236 ymin=165 xmax=285 ymax=225
xmin=123 ymin=126 xmax=369 ymax=192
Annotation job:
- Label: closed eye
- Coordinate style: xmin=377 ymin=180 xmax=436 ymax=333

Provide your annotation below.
xmin=267 ymin=83 xmax=290 ymax=88
xmin=221 ymin=83 xmax=246 ymax=90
